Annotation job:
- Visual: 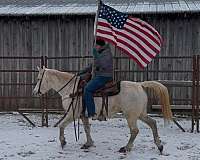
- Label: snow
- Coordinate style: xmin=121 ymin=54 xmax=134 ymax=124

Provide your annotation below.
xmin=0 ymin=113 xmax=199 ymax=160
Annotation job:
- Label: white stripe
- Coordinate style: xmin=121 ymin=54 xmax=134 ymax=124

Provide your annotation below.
xmin=133 ymin=18 xmax=161 ymax=41
xmin=128 ymin=18 xmax=161 ymax=44
xmin=98 ymin=18 xmax=160 ymax=52
xmin=96 ymin=31 xmax=116 ymax=43
xmin=127 ymin=18 xmax=161 ymax=46
xmin=97 ymin=25 xmax=153 ymax=60
xmin=97 ymin=24 xmax=157 ymax=58
xmin=125 ymin=20 xmax=160 ymax=51
xmin=117 ymin=43 xmax=148 ymax=67
xmin=96 ymin=32 xmax=148 ymax=67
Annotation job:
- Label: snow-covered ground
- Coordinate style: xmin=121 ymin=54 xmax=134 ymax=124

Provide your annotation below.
xmin=0 ymin=113 xmax=199 ymax=160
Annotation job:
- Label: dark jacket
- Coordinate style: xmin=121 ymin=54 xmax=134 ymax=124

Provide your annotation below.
xmin=81 ymin=44 xmax=113 ymax=78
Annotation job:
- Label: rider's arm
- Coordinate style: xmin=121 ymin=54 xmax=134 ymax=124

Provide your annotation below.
xmin=78 ymin=63 xmax=92 ymax=76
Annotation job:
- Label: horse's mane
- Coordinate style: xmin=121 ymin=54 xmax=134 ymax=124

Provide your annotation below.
xmin=46 ymin=68 xmax=74 ymax=80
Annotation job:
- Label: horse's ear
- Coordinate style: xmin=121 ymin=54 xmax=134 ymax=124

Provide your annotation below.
xmin=37 ymin=66 xmax=40 ymax=71
xmin=42 ymin=66 xmax=46 ymax=69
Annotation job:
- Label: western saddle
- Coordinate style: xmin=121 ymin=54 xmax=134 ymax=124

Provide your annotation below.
xmin=70 ymin=72 xmax=120 ymax=121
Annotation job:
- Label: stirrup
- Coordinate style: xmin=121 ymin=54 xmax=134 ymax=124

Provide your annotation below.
xmin=91 ymin=114 xmax=98 ymax=120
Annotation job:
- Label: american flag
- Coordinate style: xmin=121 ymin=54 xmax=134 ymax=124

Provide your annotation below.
xmin=95 ymin=1 xmax=162 ymax=68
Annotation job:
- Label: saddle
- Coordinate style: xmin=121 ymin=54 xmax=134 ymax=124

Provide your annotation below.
xmin=93 ymin=80 xmax=120 ymax=97
xmin=75 ymin=72 xmax=120 ymax=97
xmin=70 ymin=72 xmax=120 ymax=121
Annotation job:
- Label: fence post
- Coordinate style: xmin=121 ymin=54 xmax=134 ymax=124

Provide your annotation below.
xmin=192 ymin=55 xmax=196 ymax=132
xmin=196 ymin=55 xmax=199 ymax=132
xmin=40 ymin=56 xmax=48 ymax=127
xmin=44 ymin=56 xmax=48 ymax=127
xmin=192 ymin=55 xmax=200 ymax=133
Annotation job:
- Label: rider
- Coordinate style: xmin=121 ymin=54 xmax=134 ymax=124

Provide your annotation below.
xmin=80 ymin=39 xmax=113 ymax=119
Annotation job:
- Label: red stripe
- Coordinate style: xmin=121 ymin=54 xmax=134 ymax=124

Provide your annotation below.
xmin=131 ymin=17 xmax=162 ymax=43
xmin=117 ymin=38 xmax=150 ymax=64
xmin=114 ymin=29 xmax=155 ymax=58
xmin=96 ymin=35 xmax=147 ymax=68
xmin=98 ymin=21 xmax=160 ymax=55
xmin=97 ymin=36 xmax=146 ymax=68
xmin=124 ymin=25 xmax=160 ymax=54
xmin=97 ymin=21 xmax=159 ymax=56
xmin=129 ymin=17 xmax=162 ymax=44
xmin=96 ymin=29 xmax=150 ymax=64
xmin=96 ymin=35 xmax=146 ymax=68
xmin=127 ymin=18 xmax=161 ymax=47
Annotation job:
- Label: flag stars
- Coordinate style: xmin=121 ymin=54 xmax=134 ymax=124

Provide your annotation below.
xmin=98 ymin=3 xmax=128 ymax=29
xmin=97 ymin=1 xmax=161 ymax=68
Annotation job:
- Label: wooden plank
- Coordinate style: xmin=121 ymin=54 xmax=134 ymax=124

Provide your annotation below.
xmin=0 ymin=14 xmax=199 ymax=111
xmin=152 ymin=104 xmax=192 ymax=110
xmin=18 ymin=108 xmax=64 ymax=112
xmin=157 ymin=80 xmax=192 ymax=87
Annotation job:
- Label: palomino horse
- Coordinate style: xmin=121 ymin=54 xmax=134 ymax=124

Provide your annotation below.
xmin=33 ymin=66 xmax=173 ymax=153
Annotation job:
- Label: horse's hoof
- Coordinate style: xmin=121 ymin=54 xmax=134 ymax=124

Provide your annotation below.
xmin=119 ymin=147 xmax=128 ymax=153
xmin=81 ymin=144 xmax=90 ymax=149
xmin=97 ymin=115 xmax=107 ymax=121
xmin=61 ymin=141 xmax=66 ymax=149
xmin=158 ymin=145 xmax=163 ymax=154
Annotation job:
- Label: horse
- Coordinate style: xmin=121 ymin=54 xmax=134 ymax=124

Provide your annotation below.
xmin=33 ymin=66 xmax=173 ymax=153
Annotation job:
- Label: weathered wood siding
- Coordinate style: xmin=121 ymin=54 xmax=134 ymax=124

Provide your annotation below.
xmin=0 ymin=13 xmax=199 ymax=110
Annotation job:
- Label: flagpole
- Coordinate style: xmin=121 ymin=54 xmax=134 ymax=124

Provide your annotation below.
xmin=93 ymin=0 xmax=101 ymax=46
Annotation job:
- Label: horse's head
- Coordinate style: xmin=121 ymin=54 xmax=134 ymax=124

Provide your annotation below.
xmin=33 ymin=66 xmax=50 ymax=96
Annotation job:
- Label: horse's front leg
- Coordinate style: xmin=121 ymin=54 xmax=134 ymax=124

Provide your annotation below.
xmin=59 ymin=127 xmax=66 ymax=148
xmin=80 ymin=116 xmax=94 ymax=149
xmin=59 ymin=117 xmax=72 ymax=149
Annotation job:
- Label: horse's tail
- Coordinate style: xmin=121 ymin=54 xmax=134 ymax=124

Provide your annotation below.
xmin=141 ymin=81 xmax=173 ymax=124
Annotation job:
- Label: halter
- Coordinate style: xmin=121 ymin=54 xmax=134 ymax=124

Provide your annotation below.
xmin=37 ymin=69 xmax=46 ymax=95
xmin=37 ymin=68 xmax=80 ymax=141
xmin=37 ymin=68 xmax=77 ymax=95
xmin=56 ymin=74 xmax=77 ymax=93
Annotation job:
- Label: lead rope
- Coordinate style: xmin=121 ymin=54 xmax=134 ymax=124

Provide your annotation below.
xmin=77 ymin=94 xmax=81 ymax=140
xmin=53 ymin=74 xmax=81 ymax=142
xmin=53 ymin=74 xmax=78 ymax=127
xmin=71 ymin=76 xmax=79 ymax=141
xmin=72 ymin=94 xmax=81 ymax=141
xmin=54 ymin=98 xmax=75 ymax=127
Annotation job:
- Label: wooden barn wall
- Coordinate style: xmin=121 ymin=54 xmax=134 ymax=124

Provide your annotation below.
xmin=0 ymin=13 xmax=199 ymax=111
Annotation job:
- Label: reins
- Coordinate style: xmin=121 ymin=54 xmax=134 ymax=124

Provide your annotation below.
xmin=38 ymin=69 xmax=81 ymax=141
xmin=56 ymin=74 xmax=77 ymax=94
xmin=38 ymin=69 xmax=46 ymax=95
xmin=71 ymin=75 xmax=80 ymax=141
xmin=38 ymin=68 xmax=77 ymax=96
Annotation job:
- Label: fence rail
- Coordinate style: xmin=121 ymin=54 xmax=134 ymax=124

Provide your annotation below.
xmin=0 ymin=55 xmax=194 ymax=108
xmin=0 ymin=55 xmax=198 ymax=128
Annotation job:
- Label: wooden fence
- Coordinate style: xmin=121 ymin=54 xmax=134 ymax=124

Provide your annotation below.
xmin=0 ymin=55 xmax=199 ymax=129
xmin=0 ymin=55 xmax=194 ymax=110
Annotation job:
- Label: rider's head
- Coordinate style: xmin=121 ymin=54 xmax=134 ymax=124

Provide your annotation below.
xmin=95 ymin=39 xmax=106 ymax=49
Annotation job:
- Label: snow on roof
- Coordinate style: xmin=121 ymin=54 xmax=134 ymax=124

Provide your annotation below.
xmin=0 ymin=0 xmax=199 ymax=16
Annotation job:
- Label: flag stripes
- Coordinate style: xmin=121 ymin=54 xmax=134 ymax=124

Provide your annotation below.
xmin=95 ymin=1 xmax=162 ymax=68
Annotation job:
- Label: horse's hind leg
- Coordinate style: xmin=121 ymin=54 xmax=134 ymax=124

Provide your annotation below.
xmin=119 ymin=115 xmax=139 ymax=153
xmin=80 ymin=116 xmax=94 ymax=149
xmin=139 ymin=115 xmax=163 ymax=154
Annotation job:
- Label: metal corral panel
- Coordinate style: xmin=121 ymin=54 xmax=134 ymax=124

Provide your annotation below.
xmin=0 ymin=0 xmax=199 ymax=15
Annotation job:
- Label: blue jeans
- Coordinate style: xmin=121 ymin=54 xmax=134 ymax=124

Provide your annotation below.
xmin=83 ymin=76 xmax=112 ymax=117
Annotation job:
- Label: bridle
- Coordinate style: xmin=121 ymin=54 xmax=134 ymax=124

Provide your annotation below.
xmin=37 ymin=69 xmax=46 ymax=95
xmin=37 ymin=68 xmax=77 ymax=95
xmin=37 ymin=68 xmax=80 ymax=141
